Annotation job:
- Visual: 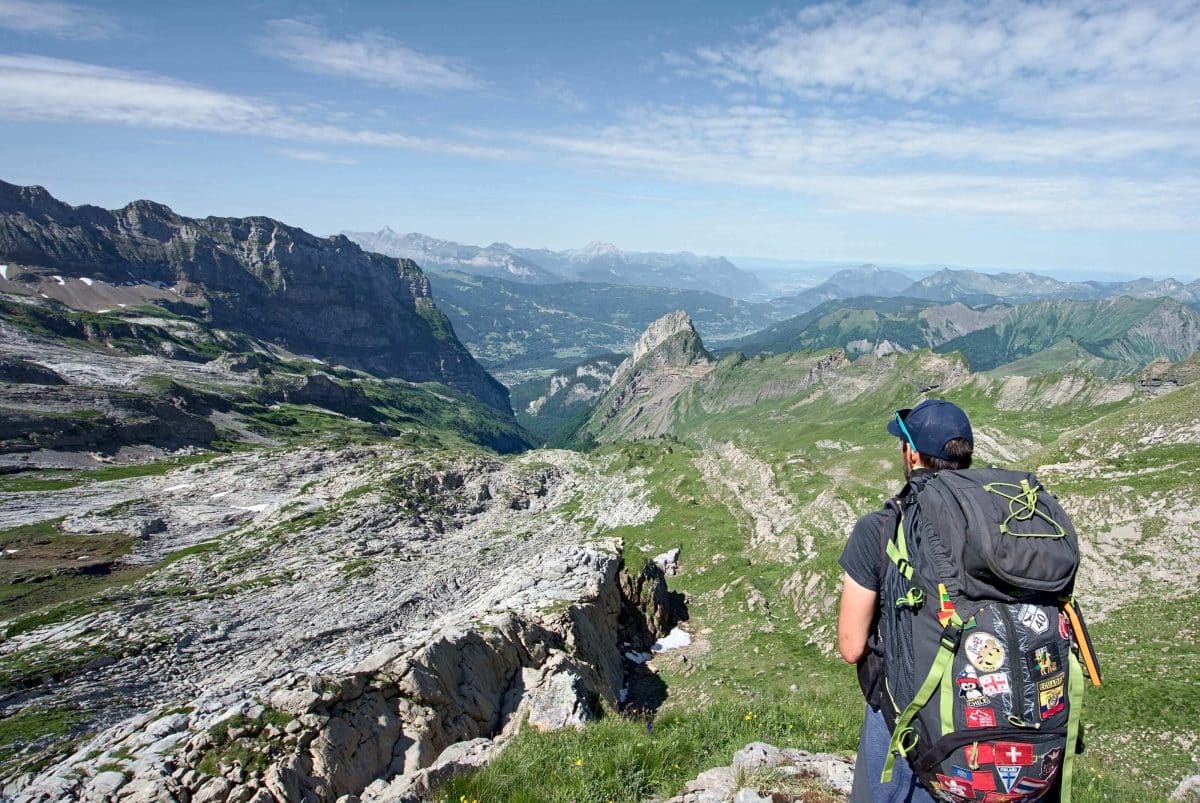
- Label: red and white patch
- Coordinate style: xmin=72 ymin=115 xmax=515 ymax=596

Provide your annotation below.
xmin=966 ymin=707 xmax=998 ymax=728
xmin=935 ymin=774 xmax=974 ymax=800
xmin=993 ymin=741 xmax=1035 ymax=766
xmin=979 ymin=672 xmax=1011 ymax=696
xmin=1058 ymin=611 xmax=1071 ymax=640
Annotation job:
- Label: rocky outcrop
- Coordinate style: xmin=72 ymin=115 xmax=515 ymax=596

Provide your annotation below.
xmin=0 ymin=383 xmax=216 ymax=453
xmin=0 ymin=358 xmax=66 ymax=386
xmin=2 ymin=444 xmax=662 ymax=802
xmin=585 ymin=311 xmax=715 ymax=441
xmin=0 ymin=181 xmax=510 ymax=412
xmin=663 ymin=741 xmax=854 ymax=802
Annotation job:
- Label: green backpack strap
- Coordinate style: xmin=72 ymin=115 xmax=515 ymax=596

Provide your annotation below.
xmin=881 ymin=614 xmax=966 ymax=783
xmin=1060 ymin=650 xmax=1085 ymax=803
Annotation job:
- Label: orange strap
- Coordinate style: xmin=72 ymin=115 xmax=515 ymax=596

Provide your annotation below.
xmin=1063 ymin=600 xmax=1103 ymax=687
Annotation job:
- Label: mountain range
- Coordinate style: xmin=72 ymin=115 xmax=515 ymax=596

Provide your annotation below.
xmin=0 ymin=181 xmax=509 ymax=413
xmin=343 ymin=227 xmax=764 ymax=298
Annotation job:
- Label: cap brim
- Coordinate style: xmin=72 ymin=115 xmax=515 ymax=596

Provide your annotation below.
xmin=886 ymin=419 xmax=903 ymax=438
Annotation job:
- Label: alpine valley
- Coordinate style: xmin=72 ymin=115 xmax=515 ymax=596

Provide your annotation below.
xmin=1 ymin=182 xmax=1197 ymax=803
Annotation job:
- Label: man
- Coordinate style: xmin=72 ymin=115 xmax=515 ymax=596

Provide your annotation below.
xmin=836 ymin=399 xmax=975 ymax=803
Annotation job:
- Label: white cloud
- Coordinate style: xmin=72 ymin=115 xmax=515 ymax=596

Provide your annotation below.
xmin=260 ymin=19 xmax=480 ymax=92
xmin=0 ymin=0 xmax=118 ymax=39
xmin=277 ymin=148 xmax=358 ymax=166
xmin=689 ymin=0 xmax=1200 ymax=122
xmin=0 ymin=55 xmax=510 ymax=158
xmin=522 ymin=104 xmax=1200 ymax=231
xmin=534 ymin=78 xmax=588 ymax=112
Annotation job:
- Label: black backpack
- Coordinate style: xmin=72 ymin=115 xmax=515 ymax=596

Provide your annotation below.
xmin=875 ymin=468 xmax=1101 ymax=803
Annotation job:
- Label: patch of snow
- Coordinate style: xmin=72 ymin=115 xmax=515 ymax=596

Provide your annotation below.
xmin=4 ymin=548 xmax=18 ymax=555
xmin=80 ymin=277 xmax=94 ymax=286
xmin=77 ymin=555 xmax=90 ymax=560
xmin=652 ymin=627 xmax=691 ymax=653
xmin=53 ymin=275 xmax=65 ymax=285
xmin=0 ymin=265 xmax=7 ymax=280
xmin=210 ymin=490 xmax=233 ymax=499
xmin=161 ymin=484 xmax=191 ymax=493
xmin=624 ymin=651 xmax=652 ymax=664
xmin=117 ymin=303 xmax=127 ymax=308
xmin=97 ymin=309 xmax=111 ymax=314
xmin=235 ymin=504 xmax=269 ymax=513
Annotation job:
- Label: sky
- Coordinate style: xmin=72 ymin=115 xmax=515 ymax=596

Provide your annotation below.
xmin=1 ymin=0 xmax=1198 ymax=279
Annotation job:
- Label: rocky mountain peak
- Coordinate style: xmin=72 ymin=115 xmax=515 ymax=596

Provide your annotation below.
xmin=624 ymin=310 xmax=707 ymax=370
xmin=571 ymin=241 xmax=625 ymax=264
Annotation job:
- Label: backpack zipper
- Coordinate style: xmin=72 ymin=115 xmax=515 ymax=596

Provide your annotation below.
xmin=998 ymin=605 xmax=1039 ymax=729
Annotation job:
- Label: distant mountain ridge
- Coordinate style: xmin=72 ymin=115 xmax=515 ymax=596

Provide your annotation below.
xmin=0 ymin=181 xmax=511 ymax=412
xmin=342 ymin=229 xmax=764 ymax=298
xmin=899 ymin=268 xmax=1200 ymax=304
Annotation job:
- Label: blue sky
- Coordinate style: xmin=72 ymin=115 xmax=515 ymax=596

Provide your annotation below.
xmin=1 ymin=0 xmax=1198 ymax=279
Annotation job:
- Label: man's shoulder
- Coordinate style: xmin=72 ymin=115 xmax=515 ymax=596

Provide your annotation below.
xmin=851 ymin=506 xmax=895 ymax=536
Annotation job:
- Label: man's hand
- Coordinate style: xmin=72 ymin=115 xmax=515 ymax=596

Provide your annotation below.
xmin=837 ymin=572 xmax=877 ymax=664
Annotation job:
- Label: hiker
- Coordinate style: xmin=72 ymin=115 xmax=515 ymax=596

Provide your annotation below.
xmin=837 ymin=399 xmax=972 ymax=802
xmin=836 ymin=399 xmax=1098 ymax=803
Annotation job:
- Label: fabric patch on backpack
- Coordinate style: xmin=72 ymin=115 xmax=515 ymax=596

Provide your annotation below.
xmin=965 ymin=631 xmax=1006 ymax=672
xmin=1039 ymin=747 xmax=1063 ymax=778
xmin=935 ymin=773 xmax=974 ymax=799
xmin=1031 ymin=644 xmax=1059 ymax=677
xmin=996 ymin=764 xmax=1021 ymax=793
xmin=993 ymin=742 xmax=1035 ymax=765
xmin=979 ymin=671 xmax=1010 ymax=696
xmin=965 ymin=707 xmax=997 ymax=728
xmin=957 ymin=676 xmax=990 ymax=706
xmin=1018 ymin=604 xmax=1050 ymax=634
xmin=1058 ymin=611 xmax=1071 ymax=640
xmin=1038 ymin=673 xmax=1066 ymax=719
xmin=982 ymin=792 xmax=1023 ymax=802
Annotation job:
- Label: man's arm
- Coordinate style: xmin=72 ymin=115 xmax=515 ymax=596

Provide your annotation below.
xmin=837 ymin=572 xmax=877 ymax=664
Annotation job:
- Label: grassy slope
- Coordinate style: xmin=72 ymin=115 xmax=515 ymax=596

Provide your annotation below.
xmin=447 ymin=350 xmax=1196 ymax=801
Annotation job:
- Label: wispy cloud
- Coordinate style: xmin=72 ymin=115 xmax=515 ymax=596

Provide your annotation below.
xmin=0 ymin=55 xmax=510 ymax=158
xmin=534 ymin=78 xmax=588 ymax=112
xmin=521 ymin=102 xmax=1200 ymax=230
xmin=0 ymin=0 xmax=118 ymax=39
xmin=259 ymin=19 xmax=481 ymax=92
xmin=277 ymin=148 xmax=358 ymax=166
xmin=684 ymin=0 xmax=1200 ymax=122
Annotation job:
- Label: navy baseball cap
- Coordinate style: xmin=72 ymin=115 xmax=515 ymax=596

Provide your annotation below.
xmin=886 ymin=399 xmax=974 ymax=459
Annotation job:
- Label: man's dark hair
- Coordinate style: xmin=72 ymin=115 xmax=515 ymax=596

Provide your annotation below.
xmin=919 ymin=437 xmax=973 ymax=472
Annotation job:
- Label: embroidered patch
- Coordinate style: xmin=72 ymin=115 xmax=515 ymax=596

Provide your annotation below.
xmin=1040 ymin=747 xmax=1063 ymax=778
xmin=982 ymin=792 xmax=1023 ymax=803
xmin=1018 ymin=604 xmax=1050 ymax=634
xmin=957 ymin=676 xmax=990 ymax=706
xmin=937 ymin=583 xmax=956 ymax=626
xmin=1058 ymin=611 xmax=1071 ymax=640
xmin=965 ymin=631 xmax=1006 ymax=672
xmin=979 ymin=672 xmax=1011 ymax=696
xmin=1038 ymin=673 xmax=1066 ymax=719
xmin=1013 ymin=774 xmax=1052 ymax=795
xmin=965 ymin=707 xmax=997 ymax=728
xmin=967 ymin=742 xmax=995 ymax=765
xmin=971 ymin=767 xmax=997 ymax=792
xmin=951 ymin=766 xmax=973 ymax=780
xmin=996 ymin=764 xmax=1021 ymax=793
xmin=993 ymin=741 xmax=1035 ymax=766
xmin=936 ymin=774 xmax=974 ymax=799
xmin=1033 ymin=645 xmax=1059 ymax=676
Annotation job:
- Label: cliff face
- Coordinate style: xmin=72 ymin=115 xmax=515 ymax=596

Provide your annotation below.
xmin=585 ymin=311 xmax=715 ymax=441
xmin=0 ymin=181 xmax=511 ymax=413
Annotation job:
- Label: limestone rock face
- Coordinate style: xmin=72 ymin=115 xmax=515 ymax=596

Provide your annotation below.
xmin=586 ymin=311 xmax=715 ymax=441
xmin=665 ymin=741 xmax=855 ymax=802
xmin=0 ymin=180 xmax=510 ymax=412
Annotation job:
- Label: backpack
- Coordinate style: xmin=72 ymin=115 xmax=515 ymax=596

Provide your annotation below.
xmin=875 ymin=468 xmax=1102 ymax=803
